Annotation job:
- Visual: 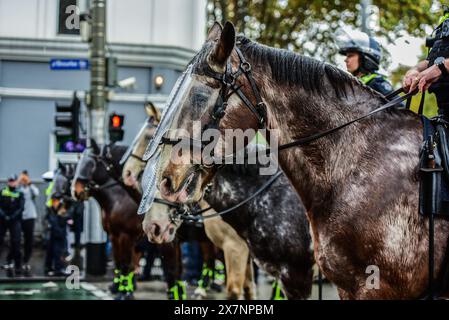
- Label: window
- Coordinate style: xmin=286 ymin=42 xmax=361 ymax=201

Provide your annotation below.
xmin=58 ymin=0 xmax=80 ymax=35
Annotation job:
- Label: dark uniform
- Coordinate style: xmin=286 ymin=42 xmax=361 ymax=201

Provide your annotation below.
xmin=0 ymin=183 xmax=25 ymax=274
xmin=66 ymin=201 xmax=84 ymax=268
xmin=360 ymin=73 xmax=394 ymax=97
xmin=426 ymin=10 xmax=449 ymax=116
xmin=44 ymin=194 xmax=68 ymax=275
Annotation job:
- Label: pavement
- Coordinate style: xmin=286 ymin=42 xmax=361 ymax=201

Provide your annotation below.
xmin=0 ymin=247 xmax=339 ymax=300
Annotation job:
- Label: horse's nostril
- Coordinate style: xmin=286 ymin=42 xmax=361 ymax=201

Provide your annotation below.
xmin=125 ymin=170 xmax=131 ymax=177
xmin=162 ymin=177 xmax=173 ymax=192
xmin=169 ymin=227 xmax=175 ymax=235
xmin=153 ymin=223 xmax=161 ymax=237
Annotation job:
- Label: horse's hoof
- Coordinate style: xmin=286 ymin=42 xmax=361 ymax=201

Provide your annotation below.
xmin=123 ymin=292 xmax=135 ymax=300
xmin=211 ymin=282 xmax=223 ymax=292
xmin=109 ymin=283 xmax=119 ymax=294
xmin=114 ymin=292 xmax=125 ymax=300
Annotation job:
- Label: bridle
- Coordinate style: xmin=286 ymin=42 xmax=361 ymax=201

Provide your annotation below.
xmin=160 ymin=46 xmax=267 ymax=162
xmin=150 ymin=44 xmax=416 ymax=221
xmin=202 ymin=47 xmax=267 ymax=130
xmin=154 ymin=170 xmax=283 ymax=223
xmin=77 ymin=147 xmax=122 ymax=194
xmin=160 ymin=44 xmax=416 ymax=164
xmin=129 ymin=153 xmax=147 ymax=164
xmin=121 ymin=117 xmax=158 ymax=166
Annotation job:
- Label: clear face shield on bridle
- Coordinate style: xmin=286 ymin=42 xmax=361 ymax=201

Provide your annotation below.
xmin=137 ymin=64 xmax=195 ymax=215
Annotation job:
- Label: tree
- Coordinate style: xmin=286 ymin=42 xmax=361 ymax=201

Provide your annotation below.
xmin=207 ymin=0 xmax=439 ymax=67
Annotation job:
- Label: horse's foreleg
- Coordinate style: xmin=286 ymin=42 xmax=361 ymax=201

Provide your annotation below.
xmin=199 ymin=240 xmax=216 ymax=271
xmin=131 ymin=245 xmax=142 ymax=274
xmin=337 ymin=287 xmax=355 ymax=300
xmin=117 ymin=233 xmax=133 ymax=274
xmin=159 ymin=243 xmax=178 ymax=288
xmin=243 ymin=257 xmax=255 ymax=300
xmin=223 ymin=239 xmax=249 ymax=300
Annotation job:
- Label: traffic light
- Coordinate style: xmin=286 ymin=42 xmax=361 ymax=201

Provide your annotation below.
xmin=109 ymin=113 xmax=125 ymax=142
xmin=54 ymin=92 xmax=81 ymax=152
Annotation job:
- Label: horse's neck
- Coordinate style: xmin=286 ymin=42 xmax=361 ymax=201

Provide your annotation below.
xmin=251 ymin=64 xmax=387 ymax=211
xmin=92 ymin=182 xmax=130 ymax=214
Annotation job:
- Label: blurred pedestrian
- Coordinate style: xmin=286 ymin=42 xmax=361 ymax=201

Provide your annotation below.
xmin=18 ymin=170 xmax=39 ymax=276
xmin=0 ymin=174 xmax=25 ymax=277
xmin=66 ymin=201 xmax=84 ymax=268
xmin=44 ymin=192 xmax=69 ymax=276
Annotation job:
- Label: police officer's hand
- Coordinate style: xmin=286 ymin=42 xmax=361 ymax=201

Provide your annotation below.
xmin=411 ymin=64 xmax=443 ymax=93
xmin=403 ymin=68 xmax=420 ymax=93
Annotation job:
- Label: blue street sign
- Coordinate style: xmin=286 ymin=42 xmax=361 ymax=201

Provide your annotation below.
xmin=50 ymin=59 xmax=90 ymax=70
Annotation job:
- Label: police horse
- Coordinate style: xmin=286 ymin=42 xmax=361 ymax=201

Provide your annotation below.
xmin=70 ymin=139 xmax=182 ymax=300
xmin=151 ymin=22 xmax=449 ymax=299
xmin=122 ymin=104 xmax=249 ymax=299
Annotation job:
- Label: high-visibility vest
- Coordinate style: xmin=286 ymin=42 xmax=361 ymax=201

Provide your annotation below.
xmin=360 ymin=73 xmax=385 ymax=85
xmin=45 ymin=181 xmax=54 ymax=208
xmin=1 ymin=187 xmax=20 ymax=199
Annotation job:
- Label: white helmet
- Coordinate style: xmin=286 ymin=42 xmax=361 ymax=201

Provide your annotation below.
xmin=41 ymin=170 xmax=54 ymax=181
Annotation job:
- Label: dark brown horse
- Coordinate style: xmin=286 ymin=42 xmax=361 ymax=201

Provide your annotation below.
xmin=71 ymin=140 xmax=179 ymax=299
xmin=121 ymin=105 xmax=229 ymax=299
xmin=151 ymin=22 xmax=449 ymax=299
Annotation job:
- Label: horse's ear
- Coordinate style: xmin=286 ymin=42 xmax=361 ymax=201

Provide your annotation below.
xmin=90 ymin=138 xmax=100 ymax=154
xmin=208 ymin=21 xmax=235 ymax=69
xmin=207 ymin=21 xmax=223 ymax=41
xmin=144 ymin=102 xmax=161 ymax=122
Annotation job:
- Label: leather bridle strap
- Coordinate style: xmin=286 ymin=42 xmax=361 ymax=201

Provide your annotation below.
xmin=129 ymin=153 xmax=146 ymax=163
xmin=203 ymin=47 xmax=266 ymax=128
xmin=218 ymin=88 xmax=418 ymax=163
xmin=175 ymin=170 xmax=283 ymax=222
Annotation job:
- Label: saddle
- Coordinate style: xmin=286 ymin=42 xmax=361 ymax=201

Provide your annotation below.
xmin=419 ymin=116 xmax=449 ymax=217
xmin=419 ymin=116 xmax=449 ymax=298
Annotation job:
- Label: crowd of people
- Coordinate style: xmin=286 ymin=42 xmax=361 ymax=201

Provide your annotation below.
xmin=0 ymin=170 xmax=84 ymax=277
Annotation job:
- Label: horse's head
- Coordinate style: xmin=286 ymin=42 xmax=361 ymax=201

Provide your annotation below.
xmin=157 ymin=22 xmax=263 ymax=204
xmin=53 ymin=162 xmax=76 ymax=198
xmin=121 ymin=103 xmax=161 ymax=191
xmin=72 ymin=139 xmax=115 ymax=200
xmin=51 ymin=162 xmax=77 ymax=211
xmin=142 ymin=191 xmax=181 ymax=243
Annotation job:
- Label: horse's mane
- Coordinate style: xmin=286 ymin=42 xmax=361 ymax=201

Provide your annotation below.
xmin=190 ymin=35 xmax=386 ymax=102
xmin=236 ymin=36 xmax=385 ymax=101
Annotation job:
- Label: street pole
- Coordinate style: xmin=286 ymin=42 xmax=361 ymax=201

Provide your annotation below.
xmin=86 ymin=0 xmax=107 ymax=276
xmin=361 ymin=0 xmax=372 ymax=35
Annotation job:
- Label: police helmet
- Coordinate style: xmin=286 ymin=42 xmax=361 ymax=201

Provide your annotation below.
xmin=51 ymin=191 xmax=64 ymax=200
xmin=337 ymin=29 xmax=382 ymax=73
xmin=7 ymin=174 xmax=18 ymax=181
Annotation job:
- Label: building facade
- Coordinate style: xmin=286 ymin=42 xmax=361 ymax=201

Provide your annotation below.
xmin=0 ymin=0 xmax=206 ymax=180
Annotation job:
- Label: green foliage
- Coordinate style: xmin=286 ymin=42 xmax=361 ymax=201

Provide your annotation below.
xmin=207 ymin=0 xmax=440 ymax=67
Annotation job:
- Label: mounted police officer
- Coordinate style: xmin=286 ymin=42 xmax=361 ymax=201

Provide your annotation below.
xmin=403 ymin=5 xmax=449 ymax=118
xmin=338 ymin=29 xmax=397 ymax=97
xmin=0 ymin=174 xmax=25 ymax=277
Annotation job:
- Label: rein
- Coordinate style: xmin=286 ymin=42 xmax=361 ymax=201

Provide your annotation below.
xmin=163 ymin=170 xmax=283 ymax=222
xmin=160 ymin=46 xmax=417 ymax=164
